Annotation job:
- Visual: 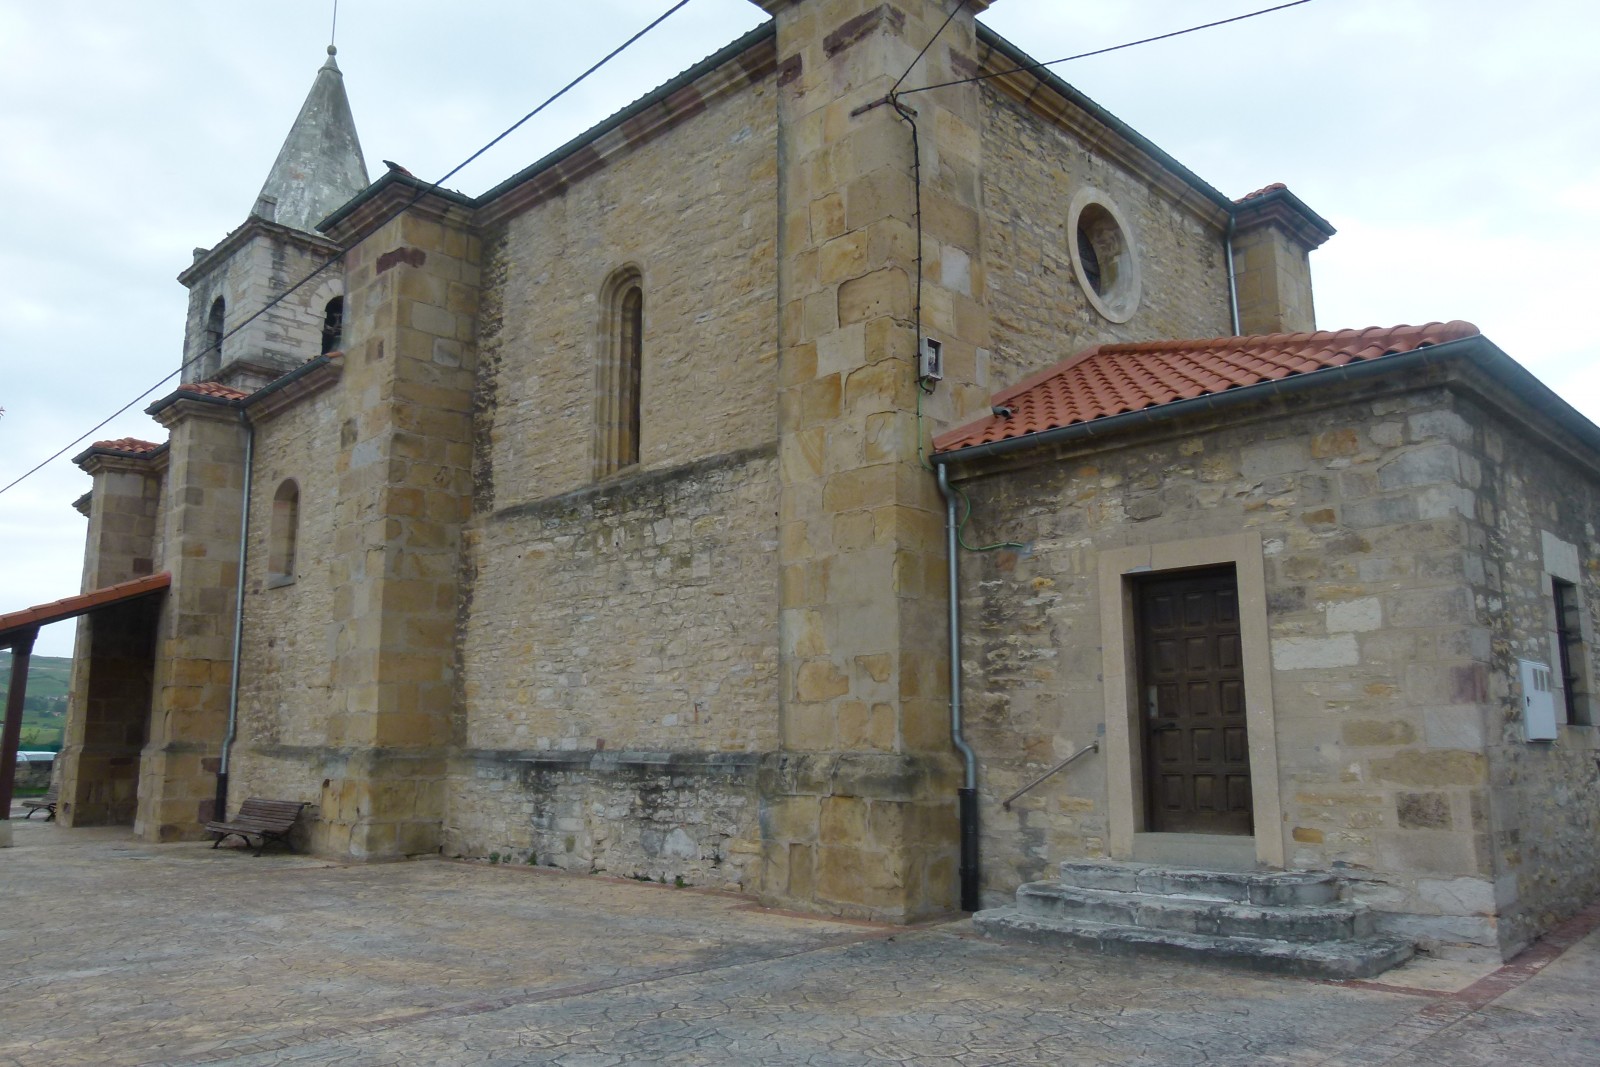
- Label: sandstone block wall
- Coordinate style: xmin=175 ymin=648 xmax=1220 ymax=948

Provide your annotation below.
xmin=183 ymin=231 xmax=344 ymax=388
xmin=444 ymin=751 xmax=762 ymax=889
xmin=235 ymin=388 xmax=343 ymax=754
xmin=446 ymin=64 xmax=782 ymax=887
xmin=978 ymin=83 xmax=1233 ymax=400
xmin=472 ymin=78 xmax=778 ymax=512
xmin=1231 ymin=224 xmax=1316 ymax=336
xmin=1460 ymin=392 xmax=1600 ymax=953
xmin=227 ymin=383 xmax=346 ymax=831
xmin=946 ymin=377 xmax=1591 ymax=956
xmin=462 ymin=450 xmax=780 ymax=754
xmin=451 ymin=448 xmax=779 ymax=889
xmin=135 ymin=405 xmax=250 ymax=840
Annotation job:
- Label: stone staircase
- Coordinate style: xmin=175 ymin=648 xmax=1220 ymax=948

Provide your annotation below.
xmin=974 ymin=860 xmax=1415 ymax=979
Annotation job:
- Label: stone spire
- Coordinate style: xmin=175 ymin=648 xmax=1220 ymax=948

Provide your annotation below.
xmin=253 ymin=45 xmax=369 ymax=234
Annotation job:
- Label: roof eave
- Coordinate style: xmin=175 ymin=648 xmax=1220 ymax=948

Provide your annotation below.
xmin=471 ymin=21 xmax=776 ymax=213
xmin=1232 ymin=185 xmax=1337 ymax=249
xmin=0 ymin=572 xmax=172 ymax=648
xmin=71 ymin=440 xmax=170 ymax=470
xmin=178 ymin=215 xmax=342 ymax=287
xmin=934 ymin=335 xmax=1600 ymax=468
xmin=145 ymin=388 xmax=245 ymax=422
xmin=318 ymin=21 xmax=778 ymax=239
xmin=973 ymin=24 xmax=1235 ymax=215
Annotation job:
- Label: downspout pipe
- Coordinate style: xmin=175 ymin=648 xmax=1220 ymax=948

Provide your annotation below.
xmin=937 ymin=464 xmax=981 ymax=913
xmin=1225 ymin=213 xmax=1241 ymax=336
xmin=215 ymin=411 xmax=254 ymax=822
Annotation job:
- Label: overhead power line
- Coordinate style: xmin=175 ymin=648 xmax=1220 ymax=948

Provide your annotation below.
xmin=896 ymin=0 xmax=1315 ymax=98
xmin=0 ymin=0 xmax=694 ymax=498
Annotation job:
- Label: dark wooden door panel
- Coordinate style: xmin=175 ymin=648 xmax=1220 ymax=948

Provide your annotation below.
xmin=1138 ymin=567 xmax=1252 ymax=835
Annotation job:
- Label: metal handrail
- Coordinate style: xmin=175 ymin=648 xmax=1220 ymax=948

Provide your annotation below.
xmin=1001 ymin=741 xmax=1100 ymax=811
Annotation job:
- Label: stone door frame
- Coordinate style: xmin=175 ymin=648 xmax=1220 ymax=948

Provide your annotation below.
xmin=1099 ymin=532 xmax=1286 ymax=869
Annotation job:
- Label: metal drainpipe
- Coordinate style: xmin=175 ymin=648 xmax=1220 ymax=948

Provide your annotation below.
xmin=215 ymin=412 xmax=254 ymax=822
xmin=936 ymin=464 xmax=980 ymax=912
xmin=1225 ymin=213 xmax=1241 ymax=336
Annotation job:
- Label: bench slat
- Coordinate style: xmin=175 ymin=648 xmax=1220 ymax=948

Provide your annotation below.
xmin=207 ymin=798 xmax=306 ymax=856
xmin=22 ymin=790 xmax=59 ymax=820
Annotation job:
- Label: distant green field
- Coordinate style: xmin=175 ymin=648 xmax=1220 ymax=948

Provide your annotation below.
xmin=1 ymin=653 xmax=71 ymax=751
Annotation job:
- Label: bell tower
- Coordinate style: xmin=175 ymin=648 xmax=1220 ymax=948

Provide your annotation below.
xmin=176 ymin=45 xmax=369 ymax=390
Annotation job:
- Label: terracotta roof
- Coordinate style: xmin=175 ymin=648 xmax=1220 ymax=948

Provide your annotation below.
xmin=0 ymin=572 xmax=171 ymax=647
xmin=933 ymin=322 xmax=1480 ymax=455
xmin=1237 ymin=182 xmax=1287 ymax=202
xmin=87 ymin=437 xmax=162 ymax=455
xmin=179 ymin=381 xmax=251 ymax=401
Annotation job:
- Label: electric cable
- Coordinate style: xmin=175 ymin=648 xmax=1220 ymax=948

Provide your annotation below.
xmin=896 ymin=0 xmax=1312 ymax=551
xmin=896 ymin=0 xmax=1315 ymax=98
xmin=0 ymin=0 xmax=695 ymax=498
xmin=892 ymin=1 xmax=969 ymax=478
xmin=890 ymin=0 xmax=967 ymax=97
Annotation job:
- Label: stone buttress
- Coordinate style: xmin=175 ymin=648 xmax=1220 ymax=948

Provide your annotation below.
xmin=760 ymin=0 xmax=995 ymax=921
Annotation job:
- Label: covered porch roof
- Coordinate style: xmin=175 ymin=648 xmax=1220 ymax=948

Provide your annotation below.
xmin=0 ymin=572 xmax=170 ymax=650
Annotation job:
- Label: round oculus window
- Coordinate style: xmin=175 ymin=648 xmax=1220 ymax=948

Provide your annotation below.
xmin=1067 ymin=189 xmax=1141 ymax=323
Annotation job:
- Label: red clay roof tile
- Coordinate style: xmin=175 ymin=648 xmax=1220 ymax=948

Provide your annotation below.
xmin=1237 ymin=182 xmax=1288 ymax=202
xmin=179 ymin=381 xmax=250 ymax=401
xmin=933 ymin=322 xmax=1480 ymax=455
xmin=87 ymin=437 xmax=162 ymax=455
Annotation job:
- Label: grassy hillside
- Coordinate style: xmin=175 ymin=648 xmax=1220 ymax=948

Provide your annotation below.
xmin=0 ymin=653 xmax=71 ymax=751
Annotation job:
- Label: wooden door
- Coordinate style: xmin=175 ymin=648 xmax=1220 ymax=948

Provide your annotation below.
xmin=1137 ymin=566 xmax=1252 ymax=835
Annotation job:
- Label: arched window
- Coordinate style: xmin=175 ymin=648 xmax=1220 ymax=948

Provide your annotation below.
xmin=204 ymin=296 xmax=226 ymax=377
xmin=594 ymin=268 xmax=643 ymax=478
xmin=268 ymin=480 xmax=299 ymax=586
xmin=321 ymin=296 xmax=344 ymax=355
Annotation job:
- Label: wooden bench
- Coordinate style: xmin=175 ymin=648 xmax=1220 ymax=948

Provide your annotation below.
xmin=21 ymin=788 xmax=58 ymax=821
xmin=205 ymin=798 xmax=306 ymax=856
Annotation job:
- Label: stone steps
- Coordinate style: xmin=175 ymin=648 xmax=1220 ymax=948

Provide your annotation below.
xmin=976 ymin=861 xmax=1415 ymax=980
xmin=1058 ymin=860 xmax=1341 ymax=906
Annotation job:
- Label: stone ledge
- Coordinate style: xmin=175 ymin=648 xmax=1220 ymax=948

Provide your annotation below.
xmin=975 ymin=906 xmax=1415 ymax=980
xmin=487 ymin=442 xmax=777 ymax=526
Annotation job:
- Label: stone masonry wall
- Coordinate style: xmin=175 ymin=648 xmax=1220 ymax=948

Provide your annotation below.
xmin=462 ymin=448 xmax=779 ymax=753
xmin=444 ymin=752 xmax=761 ymax=890
xmin=449 ymin=66 xmax=781 ymax=890
xmin=183 ymin=232 xmax=343 ymax=388
xmin=979 ymin=83 xmax=1233 ymax=397
xmin=949 ymin=377 xmax=1529 ymax=955
xmin=450 ymin=448 xmax=780 ymax=888
xmin=472 ymin=76 xmax=778 ymax=512
xmin=229 ymin=385 xmax=344 ymax=812
xmin=1461 ymin=391 xmax=1600 ymax=954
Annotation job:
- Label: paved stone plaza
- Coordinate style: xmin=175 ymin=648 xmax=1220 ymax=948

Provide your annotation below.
xmin=3 ymin=812 xmax=1597 ymax=1066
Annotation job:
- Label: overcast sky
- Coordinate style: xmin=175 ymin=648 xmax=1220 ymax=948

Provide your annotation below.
xmin=2 ymin=0 xmax=1596 ymax=657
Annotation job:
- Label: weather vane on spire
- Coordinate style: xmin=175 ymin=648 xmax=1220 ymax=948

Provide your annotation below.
xmin=329 ymin=0 xmax=339 ymax=56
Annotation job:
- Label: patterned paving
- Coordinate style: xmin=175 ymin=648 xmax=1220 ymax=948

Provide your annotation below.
xmin=3 ymin=817 xmax=1596 ymax=1066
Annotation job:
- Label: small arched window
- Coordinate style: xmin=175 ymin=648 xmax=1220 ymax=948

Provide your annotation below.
xmin=594 ymin=268 xmax=643 ymax=478
xmin=268 ymin=480 xmax=299 ymax=586
xmin=204 ymin=296 xmax=226 ymax=376
xmin=321 ymin=296 xmax=344 ymax=355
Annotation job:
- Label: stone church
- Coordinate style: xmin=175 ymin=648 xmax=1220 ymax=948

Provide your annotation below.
xmin=6 ymin=0 xmax=1598 ymax=974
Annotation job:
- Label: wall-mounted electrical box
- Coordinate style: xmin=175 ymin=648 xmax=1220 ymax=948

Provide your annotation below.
xmin=1520 ymin=658 xmax=1558 ymax=742
xmin=919 ymin=336 xmax=944 ymax=382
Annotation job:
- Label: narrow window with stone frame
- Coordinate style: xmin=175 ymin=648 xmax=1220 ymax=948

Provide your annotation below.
xmin=268 ymin=480 xmax=299 ymax=587
xmin=204 ymin=296 xmax=226 ymax=378
xmin=321 ymin=295 xmax=344 ymax=355
xmin=1553 ymin=578 xmax=1590 ymax=724
xmin=594 ymin=267 xmax=643 ymax=478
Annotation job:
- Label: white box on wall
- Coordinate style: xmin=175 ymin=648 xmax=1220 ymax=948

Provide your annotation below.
xmin=1520 ymin=659 xmax=1558 ymax=742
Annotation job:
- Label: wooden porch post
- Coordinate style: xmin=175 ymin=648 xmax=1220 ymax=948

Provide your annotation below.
xmin=1 ymin=627 xmax=38 ymax=840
